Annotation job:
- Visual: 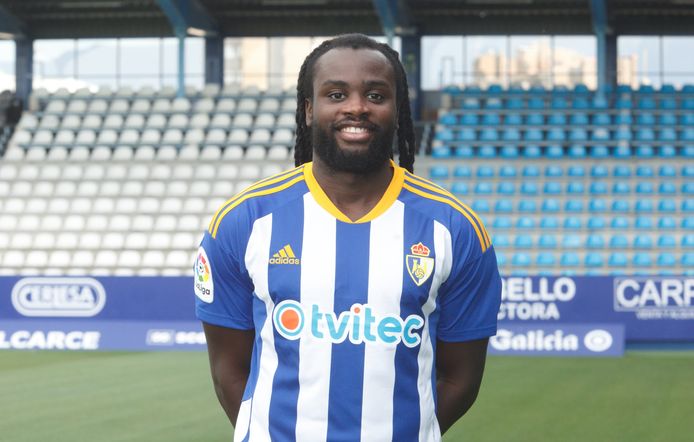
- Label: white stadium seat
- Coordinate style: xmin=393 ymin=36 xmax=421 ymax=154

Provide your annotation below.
xmin=33 ymin=233 xmax=56 ymax=249
xmin=71 ymin=251 xmax=95 ymax=267
xmin=91 ymin=146 xmax=112 ymax=161
xmin=87 ymin=99 xmax=108 ymax=114
xmin=210 ymin=113 xmax=232 ymax=129
xmin=66 ymin=100 xmax=88 ymax=114
xmin=228 ymin=129 xmax=249 ymax=144
xmin=86 ymin=215 xmax=109 ymax=231
xmin=102 ymin=232 xmax=125 ymax=249
xmin=60 ymin=115 xmax=82 ymax=130
xmin=231 ymin=113 xmax=253 ymax=129
xmin=11 ymin=233 xmax=33 ymax=249
xmin=95 ymin=251 xmax=118 ymax=267
xmin=189 ymin=113 xmax=210 ymax=128
xmin=112 ymin=146 xmax=134 ymax=160
xmin=71 ymin=198 xmax=93 ymax=213
xmin=125 ymin=233 xmax=148 ymax=249
xmin=138 ymin=197 xmax=160 ymax=213
xmin=103 ymin=114 xmax=124 ymax=129
xmin=184 ymin=128 xmax=205 ymax=145
xmin=46 ymin=146 xmax=68 ymax=161
xmin=200 ymin=146 xmax=222 ymax=160
xmin=97 ymin=129 xmax=119 ymax=145
xmin=168 ymin=114 xmax=189 ymax=129
xmin=245 ymin=145 xmax=267 ymax=160
xmin=68 ymin=146 xmax=90 ymax=161
xmin=25 ymin=148 xmax=47 ymax=161
xmin=118 ymin=250 xmax=142 ymax=268
xmin=216 ymin=98 xmax=236 ymax=112
xmin=150 ymin=165 xmax=172 ymax=180
xmin=156 ymin=145 xmax=178 ymax=160
xmin=26 ymin=251 xmax=49 ymax=267
xmin=194 ymin=97 xmax=215 ymax=113
xmin=82 ymin=115 xmax=103 ymax=130
xmin=222 ymin=145 xmax=243 ymax=160
xmin=146 ymin=114 xmax=168 ymax=129
xmin=131 ymin=99 xmax=151 ymax=113
xmin=148 ymin=232 xmax=172 ymax=249
xmin=109 ymin=99 xmax=130 ymax=113
xmin=183 ymin=197 xmax=206 ymax=213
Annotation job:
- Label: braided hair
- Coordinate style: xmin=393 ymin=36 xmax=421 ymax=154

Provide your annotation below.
xmin=294 ymin=33 xmax=416 ymax=173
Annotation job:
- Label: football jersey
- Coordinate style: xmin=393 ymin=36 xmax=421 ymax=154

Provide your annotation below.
xmin=195 ymin=160 xmax=501 ymax=442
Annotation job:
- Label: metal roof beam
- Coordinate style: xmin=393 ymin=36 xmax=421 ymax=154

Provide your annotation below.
xmin=0 ymin=4 xmax=28 ymax=39
xmin=371 ymin=0 xmax=416 ymax=43
xmin=155 ymin=0 xmax=219 ymax=37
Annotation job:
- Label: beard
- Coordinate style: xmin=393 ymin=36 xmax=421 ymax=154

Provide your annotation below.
xmin=312 ymin=119 xmax=395 ymax=175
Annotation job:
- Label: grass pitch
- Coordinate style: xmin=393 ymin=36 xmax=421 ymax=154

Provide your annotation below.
xmin=1 ymin=351 xmax=692 ymax=441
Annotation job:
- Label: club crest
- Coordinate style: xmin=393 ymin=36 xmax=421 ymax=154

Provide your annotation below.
xmin=406 ymin=242 xmax=434 ymax=286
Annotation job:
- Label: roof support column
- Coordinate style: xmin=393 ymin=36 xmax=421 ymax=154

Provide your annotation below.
xmin=205 ymin=36 xmax=224 ymax=87
xmin=590 ymin=0 xmax=617 ymax=93
xmin=177 ymin=33 xmax=185 ymax=97
xmin=15 ymin=38 xmax=33 ymax=108
xmin=401 ymin=34 xmax=421 ymax=121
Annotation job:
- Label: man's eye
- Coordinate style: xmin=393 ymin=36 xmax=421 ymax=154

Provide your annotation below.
xmin=328 ymin=92 xmax=345 ymax=100
xmin=368 ymin=93 xmax=384 ymax=101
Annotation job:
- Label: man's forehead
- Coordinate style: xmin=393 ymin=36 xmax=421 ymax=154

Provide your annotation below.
xmin=313 ymin=47 xmax=394 ymax=83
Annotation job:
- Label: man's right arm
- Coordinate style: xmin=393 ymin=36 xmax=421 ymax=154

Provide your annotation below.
xmin=203 ymin=322 xmax=255 ymax=426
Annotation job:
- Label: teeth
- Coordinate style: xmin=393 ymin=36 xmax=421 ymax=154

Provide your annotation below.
xmin=341 ymin=126 xmax=367 ymax=134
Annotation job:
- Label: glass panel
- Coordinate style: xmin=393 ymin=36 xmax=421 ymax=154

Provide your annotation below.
xmin=119 ymin=38 xmax=160 ymax=89
xmin=76 ymin=38 xmax=117 ymax=89
xmin=618 ymin=36 xmax=660 ymax=88
xmin=466 ymin=36 xmax=507 ymax=88
xmin=662 ymin=37 xmax=694 ymax=88
xmin=509 ymin=36 xmax=552 ymax=88
xmin=185 ymin=37 xmax=204 ymax=89
xmin=0 ymin=40 xmax=15 ymax=91
xmin=34 ymin=40 xmax=77 ymax=90
xmin=553 ymin=36 xmax=596 ymax=89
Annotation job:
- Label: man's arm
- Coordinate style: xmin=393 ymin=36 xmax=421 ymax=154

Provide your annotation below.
xmin=202 ymin=322 xmax=255 ymax=426
xmin=436 ymin=338 xmax=489 ymax=434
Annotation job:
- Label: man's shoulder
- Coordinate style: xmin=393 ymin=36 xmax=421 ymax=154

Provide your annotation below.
xmin=207 ymin=165 xmax=308 ymax=239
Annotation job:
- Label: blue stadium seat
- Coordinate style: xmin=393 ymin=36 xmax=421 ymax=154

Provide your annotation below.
xmin=499 ymin=165 xmax=517 ymax=177
xmin=634 ymin=234 xmax=654 ymax=249
xmin=522 ymin=165 xmax=540 ymax=177
xmin=586 ymin=234 xmax=605 ymax=249
xmin=659 ymin=165 xmax=676 ymax=177
xmin=478 ymin=145 xmax=496 ymax=158
xmin=560 ymin=252 xmax=580 ymax=266
xmin=587 ymin=217 xmax=606 ymax=229
xmin=493 ymin=216 xmax=512 ymax=229
xmin=683 ymin=183 xmax=694 ymax=194
xmin=482 ymin=113 xmax=501 ymax=126
xmin=635 ymin=200 xmax=654 ymax=213
xmin=591 ymin=165 xmax=609 ymax=177
xmin=682 ymin=129 xmax=694 ymax=142
xmin=431 ymin=147 xmax=452 ymax=158
xmin=506 ymin=98 xmax=523 ymax=110
xmin=636 ymin=113 xmax=655 ymax=125
xmin=658 ymin=199 xmax=676 ymax=212
xmin=562 ymin=234 xmax=581 ymax=248
xmin=569 ymin=113 xmax=589 ymax=125
xmin=635 ymin=128 xmax=655 ymax=141
xmin=454 ymin=145 xmax=473 ymax=158
xmin=638 ymin=97 xmax=657 ymax=109
xmin=564 ymin=217 xmax=581 ymax=229
xmin=547 ymin=128 xmax=566 ymax=142
xmin=633 ymin=252 xmax=652 ymax=267
xmin=639 ymin=84 xmax=655 ymax=93
xmin=614 ymin=113 xmax=632 ymax=124
xmin=609 ymin=235 xmax=629 ymax=248
xmin=613 ymin=165 xmax=631 ymax=177
xmin=635 ymin=145 xmax=654 ymax=158
xmin=474 ymin=182 xmax=493 ymax=194
xmin=636 ymin=165 xmax=654 ymax=177
xmin=590 ymin=145 xmax=609 ymax=158
xmin=659 ymin=216 xmax=677 ymax=229
xmin=636 ymin=182 xmax=654 ymax=194
xmin=530 ymin=85 xmax=546 ymax=94
xmin=684 ymin=166 xmax=694 ymax=178
xmin=681 ymin=113 xmax=694 ymax=125
xmin=524 ymin=129 xmax=543 ymax=142
xmin=543 ymin=183 xmax=562 ymax=195
xmin=504 ymin=113 xmax=522 ymax=125
xmin=520 ymin=182 xmax=538 ymax=195
xmin=572 ymin=97 xmax=589 ymax=109
xmin=609 ymin=253 xmax=628 ymax=267
xmin=574 ymin=83 xmax=589 ymax=94
xmin=682 ymin=200 xmax=694 ymax=212
xmin=516 ymin=216 xmax=535 ymax=229
xmin=657 ymin=235 xmax=676 ymax=248
xmin=546 ymin=145 xmax=564 ymax=158
xmin=684 ymin=145 xmax=694 ymax=158
xmin=568 ymin=165 xmax=585 ymax=177
xmin=592 ymin=95 xmax=609 ymax=109
xmin=512 ymin=252 xmax=532 ymax=266
xmin=612 ymin=182 xmax=630 ymax=194
xmin=591 ymin=129 xmax=610 ymax=142
xmin=471 ymin=200 xmax=490 ymax=213
xmin=659 ymin=128 xmax=677 ymax=142
xmin=684 ymin=99 xmax=694 ymax=110
xmin=500 ymin=145 xmax=520 ymax=158
xmin=657 ymin=253 xmax=676 ymax=267
xmin=497 ymin=182 xmax=516 ymax=195
xmin=589 ymin=182 xmax=608 ymax=195
xmin=429 ymin=166 xmax=449 ymax=178
xmin=435 ymin=129 xmax=455 ymax=141
xmin=508 ymin=85 xmax=523 ymax=94
xmin=485 ymin=98 xmax=502 ymax=109
xmin=493 ymin=234 xmax=510 ymax=248
xmin=540 ymin=217 xmax=559 ymax=229
xmin=585 ymin=252 xmax=604 ymax=267
xmin=659 ymin=145 xmax=676 ymax=157
xmin=569 ymin=128 xmax=588 ymax=141
xmin=616 ymin=98 xmax=632 ymax=109
xmin=460 ymin=114 xmax=479 ymax=125
xmin=541 ymin=199 xmax=560 ymax=212
xmin=544 ymin=165 xmax=563 ymax=177
xmin=458 ymin=128 xmax=476 ymax=141
xmin=536 ymin=252 xmax=556 ymax=266
xmin=522 ymin=145 xmax=541 ymax=158
xmin=548 ymin=112 xmax=566 ymax=125
xmin=589 ymin=199 xmax=607 ymax=212
xmin=479 ymin=128 xmax=498 ymax=142
xmin=486 ymin=84 xmax=503 ymax=94
xmin=682 ymin=234 xmax=694 ymax=248
xmin=518 ymin=200 xmax=536 ymax=213
xmin=566 ymin=182 xmax=584 ymax=194
xmin=451 ymin=182 xmax=469 ymax=195
xmin=538 ymin=234 xmax=558 ymax=248
xmin=495 ymin=252 xmax=507 ymax=266
xmin=476 ymin=165 xmax=494 ymax=178
xmin=494 ymin=199 xmax=513 ymax=212
xmin=683 ymin=253 xmax=694 ymax=267
xmin=611 ymin=200 xmax=630 ymax=212
xmin=611 ymin=216 xmax=629 ymax=229
xmin=659 ymin=113 xmax=677 ymax=125
xmin=660 ymin=83 xmax=676 ymax=93
xmin=525 ymin=113 xmax=544 ymax=125
xmin=514 ymin=234 xmax=533 ymax=248
xmin=502 ymin=128 xmax=521 ymax=142
xmin=453 ymin=165 xmax=472 ymax=177
xmin=615 ymin=128 xmax=632 ymax=141
xmin=528 ymin=97 xmax=544 ymax=109
xmin=438 ymin=113 xmax=458 ymax=125
xmin=591 ymin=113 xmax=611 ymax=125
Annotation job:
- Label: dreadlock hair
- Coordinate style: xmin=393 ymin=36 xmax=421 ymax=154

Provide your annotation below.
xmin=294 ymin=33 xmax=416 ymax=173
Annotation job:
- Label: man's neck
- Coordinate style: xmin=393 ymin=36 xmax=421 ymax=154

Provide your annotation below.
xmin=311 ymin=157 xmax=394 ymax=222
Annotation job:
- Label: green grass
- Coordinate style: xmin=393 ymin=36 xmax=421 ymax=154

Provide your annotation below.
xmin=1 ymin=351 xmax=693 ymax=441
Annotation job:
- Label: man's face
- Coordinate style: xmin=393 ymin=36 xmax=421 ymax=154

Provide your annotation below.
xmin=305 ymin=48 xmax=398 ymax=175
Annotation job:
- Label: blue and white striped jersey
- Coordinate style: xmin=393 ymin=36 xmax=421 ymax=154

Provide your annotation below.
xmin=195 ymin=161 xmax=501 ymax=442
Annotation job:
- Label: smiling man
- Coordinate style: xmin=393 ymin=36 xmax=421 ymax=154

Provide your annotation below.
xmin=196 ymin=34 xmax=501 ymax=442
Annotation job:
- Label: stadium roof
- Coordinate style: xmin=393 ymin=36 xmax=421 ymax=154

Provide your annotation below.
xmin=1 ymin=0 xmax=694 ymax=40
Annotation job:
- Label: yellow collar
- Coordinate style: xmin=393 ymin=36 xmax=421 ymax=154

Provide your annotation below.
xmin=303 ymin=159 xmax=405 ymax=223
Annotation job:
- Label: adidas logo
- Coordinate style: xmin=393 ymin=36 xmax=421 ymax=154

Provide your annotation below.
xmin=269 ymin=244 xmax=300 ymax=265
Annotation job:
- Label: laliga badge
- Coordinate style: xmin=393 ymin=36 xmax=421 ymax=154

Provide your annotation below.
xmin=406 ymin=242 xmax=434 ymax=286
xmin=194 ymin=247 xmax=214 ymax=303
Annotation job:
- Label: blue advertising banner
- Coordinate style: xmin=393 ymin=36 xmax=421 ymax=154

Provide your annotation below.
xmin=488 ymin=324 xmax=625 ymax=357
xmin=0 ymin=275 xmax=692 ymax=353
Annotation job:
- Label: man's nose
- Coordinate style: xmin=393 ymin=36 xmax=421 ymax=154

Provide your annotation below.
xmin=341 ymin=94 xmax=369 ymax=116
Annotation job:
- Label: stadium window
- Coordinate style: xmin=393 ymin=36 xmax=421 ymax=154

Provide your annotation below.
xmin=465 ymin=36 xmax=507 ymax=89
xmin=119 ymin=38 xmax=160 ymax=89
xmin=34 ymin=40 xmax=78 ymax=91
xmin=552 ymin=36 xmax=596 ymax=90
xmin=663 ymin=37 xmax=694 ymax=88
xmin=618 ymin=37 xmax=661 ymax=88
xmin=76 ymin=39 xmax=117 ymax=90
xmin=509 ymin=36 xmax=552 ymax=89
xmin=0 ymin=40 xmax=15 ymax=91
xmin=184 ymin=37 xmax=204 ymax=89
xmin=422 ymin=36 xmax=464 ymax=90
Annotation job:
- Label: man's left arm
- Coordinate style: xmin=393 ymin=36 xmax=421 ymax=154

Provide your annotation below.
xmin=435 ymin=338 xmax=489 ymax=435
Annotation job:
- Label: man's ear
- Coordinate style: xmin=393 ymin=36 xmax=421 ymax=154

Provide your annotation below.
xmin=305 ymin=98 xmax=313 ymax=127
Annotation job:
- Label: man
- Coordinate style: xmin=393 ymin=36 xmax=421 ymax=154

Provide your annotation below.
xmin=195 ymin=33 xmax=501 ymax=441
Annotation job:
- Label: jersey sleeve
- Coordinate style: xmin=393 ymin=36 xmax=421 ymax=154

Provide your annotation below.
xmin=436 ymin=229 xmax=502 ymax=342
xmin=194 ymin=214 xmax=255 ymax=330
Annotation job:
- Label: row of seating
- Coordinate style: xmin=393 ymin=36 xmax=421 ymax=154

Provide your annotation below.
xmin=0 ymin=231 xmax=200 ymax=250
xmin=430 ymin=144 xmax=694 ymax=159
xmin=449 ymin=96 xmax=694 ymax=110
xmin=443 ymin=83 xmax=694 ymax=96
xmin=495 ymin=251 xmax=694 ymax=269
xmin=0 ymin=213 xmax=209 ymax=233
xmin=430 ymin=163 xmax=693 ymax=178
xmin=453 ymin=198 xmax=693 ymax=214
xmin=486 ymin=215 xmax=693 ymax=230
xmin=494 ymin=232 xmax=694 ymax=249
xmin=435 ymin=127 xmax=694 ymax=143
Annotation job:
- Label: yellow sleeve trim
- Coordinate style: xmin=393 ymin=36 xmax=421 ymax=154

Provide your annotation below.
xmin=404 ymin=174 xmax=491 ymax=248
xmin=303 ymin=160 xmax=405 ymax=224
xmin=208 ymin=166 xmax=304 ymax=234
xmin=402 ymin=182 xmax=489 ymax=252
